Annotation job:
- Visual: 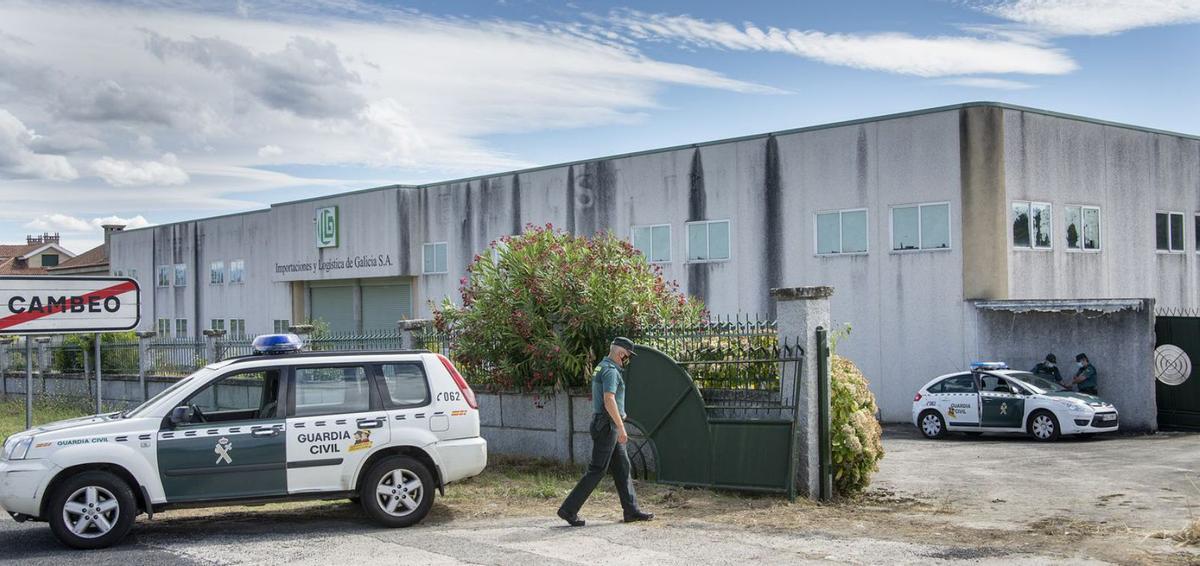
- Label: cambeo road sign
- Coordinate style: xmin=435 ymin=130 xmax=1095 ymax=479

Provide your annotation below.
xmin=0 ymin=276 xmax=141 ymax=334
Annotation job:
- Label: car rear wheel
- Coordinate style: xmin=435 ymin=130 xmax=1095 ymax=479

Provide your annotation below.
xmin=1028 ymin=410 xmax=1060 ymax=442
xmin=47 ymin=470 xmax=137 ymax=549
xmin=918 ymin=410 xmax=947 ymax=439
xmin=360 ymin=455 xmax=435 ymax=528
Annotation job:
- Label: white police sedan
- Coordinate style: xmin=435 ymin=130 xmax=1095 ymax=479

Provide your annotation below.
xmin=912 ymin=363 xmax=1119 ymax=442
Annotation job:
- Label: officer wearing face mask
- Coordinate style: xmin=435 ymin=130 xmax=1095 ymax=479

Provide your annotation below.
xmin=1064 ymin=353 xmax=1098 ymax=395
xmin=1031 ymin=353 xmax=1062 ymax=383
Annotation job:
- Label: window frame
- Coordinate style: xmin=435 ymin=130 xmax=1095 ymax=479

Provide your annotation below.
xmin=228 ymin=259 xmax=245 ymax=284
xmin=209 ymin=261 xmax=225 ymax=285
xmin=173 ymin=263 xmax=187 ymax=287
xmin=229 ymin=319 xmax=246 ymax=339
xmin=157 ymin=265 xmax=171 ymax=288
xmin=286 ymin=363 xmax=382 ymax=418
xmin=273 ymin=319 xmax=291 ymax=334
xmin=889 ymin=201 xmax=952 ymax=253
xmin=684 ymin=219 xmax=732 ymax=264
xmin=175 ymin=318 xmax=188 ymax=338
xmin=631 ymin=223 xmax=673 ymax=264
xmin=172 ymin=367 xmax=286 ymax=427
xmin=422 ymin=242 xmax=449 ymax=275
xmin=814 ymin=208 xmax=869 ymax=256
xmin=1011 ymin=200 xmax=1053 ymax=251
xmin=210 ymin=319 xmax=225 ymax=332
xmin=1064 ymin=204 xmax=1102 ymax=253
xmin=1156 ymin=211 xmax=1186 ymax=253
xmin=373 ymin=362 xmax=432 ymax=409
xmin=157 ymin=318 xmax=171 ymax=337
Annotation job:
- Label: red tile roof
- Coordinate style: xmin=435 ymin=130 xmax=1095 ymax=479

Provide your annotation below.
xmin=47 ymin=244 xmax=108 ymax=271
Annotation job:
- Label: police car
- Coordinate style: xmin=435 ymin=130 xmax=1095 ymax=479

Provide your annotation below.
xmin=912 ymin=362 xmax=1119 ymax=442
xmin=0 ymin=334 xmax=487 ymax=549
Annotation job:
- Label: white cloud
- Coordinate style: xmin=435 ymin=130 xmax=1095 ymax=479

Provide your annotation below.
xmin=257 ymin=144 xmax=283 ymax=157
xmin=610 ymin=11 xmax=1078 ymax=77
xmin=0 ymin=108 xmax=78 ymax=180
xmin=939 ymin=77 xmax=1034 ymax=90
xmin=91 ymin=153 xmax=189 ymax=186
xmin=984 ymin=0 xmax=1200 ymax=36
xmin=24 ymin=213 xmax=152 ymax=233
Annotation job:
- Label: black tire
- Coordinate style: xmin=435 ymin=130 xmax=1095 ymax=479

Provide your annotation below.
xmin=359 ymin=456 xmax=435 ymax=528
xmin=1027 ymin=410 xmax=1061 ymax=442
xmin=918 ymin=410 xmax=947 ymax=439
xmin=47 ymin=470 xmax=137 ymax=549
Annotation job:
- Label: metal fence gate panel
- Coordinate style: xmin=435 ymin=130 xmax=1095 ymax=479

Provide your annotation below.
xmin=1154 ymin=314 xmax=1200 ymax=429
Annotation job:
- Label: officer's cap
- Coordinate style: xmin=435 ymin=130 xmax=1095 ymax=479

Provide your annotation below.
xmin=612 ymin=337 xmax=638 ymax=356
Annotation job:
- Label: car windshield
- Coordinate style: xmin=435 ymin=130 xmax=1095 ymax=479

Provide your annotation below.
xmin=1006 ymin=371 xmax=1065 ymax=394
xmin=123 ymin=367 xmax=215 ymax=418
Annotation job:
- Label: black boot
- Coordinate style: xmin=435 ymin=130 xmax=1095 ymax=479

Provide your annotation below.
xmin=557 ymin=508 xmax=586 ymax=527
xmin=623 ymin=510 xmax=654 ymax=522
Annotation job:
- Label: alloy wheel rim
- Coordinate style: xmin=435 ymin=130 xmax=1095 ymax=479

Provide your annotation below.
xmin=922 ymin=414 xmax=940 ymax=436
xmin=61 ymin=486 xmax=119 ymax=539
xmin=376 ymin=469 xmax=423 ymax=517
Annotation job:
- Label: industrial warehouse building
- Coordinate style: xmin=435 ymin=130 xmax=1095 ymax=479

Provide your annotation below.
xmin=109 ymin=102 xmax=1200 ymax=422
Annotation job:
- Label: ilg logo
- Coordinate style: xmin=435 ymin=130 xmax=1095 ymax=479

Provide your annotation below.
xmin=316 ymin=206 xmax=339 ymax=248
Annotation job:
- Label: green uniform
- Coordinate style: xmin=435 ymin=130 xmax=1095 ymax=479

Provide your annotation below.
xmin=1075 ymin=364 xmax=1097 ymax=393
xmin=591 ymin=357 xmax=626 ymax=417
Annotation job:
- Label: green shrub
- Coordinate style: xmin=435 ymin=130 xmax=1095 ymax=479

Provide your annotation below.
xmin=830 ymin=352 xmax=884 ymax=496
xmin=433 ymin=224 xmax=706 ymax=389
xmin=53 ymin=332 xmax=140 ymax=374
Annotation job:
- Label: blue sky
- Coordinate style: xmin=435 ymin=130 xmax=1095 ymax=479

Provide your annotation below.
xmin=0 ymin=0 xmax=1197 ymax=253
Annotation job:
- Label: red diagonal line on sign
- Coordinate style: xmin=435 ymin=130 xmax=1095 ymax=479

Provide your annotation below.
xmin=0 ymin=280 xmax=137 ymax=331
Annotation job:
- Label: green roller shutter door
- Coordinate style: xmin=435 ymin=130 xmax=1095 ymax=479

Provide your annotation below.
xmin=361 ymin=283 xmax=412 ymax=332
xmin=310 ymin=286 xmax=355 ymax=333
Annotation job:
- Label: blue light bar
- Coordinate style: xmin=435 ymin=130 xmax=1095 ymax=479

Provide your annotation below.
xmin=252 ymin=333 xmax=304 ymax=355
xmin=970 ymin=361 xmax=1008 ymax=371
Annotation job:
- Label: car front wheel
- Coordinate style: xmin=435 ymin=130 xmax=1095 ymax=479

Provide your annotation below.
xmin=47 ymin=470 xmax=137 ymax=549
xmin=1028 ymin=410 xmax=1061 ymax=442
xmin=360 ymin=455 xmax=435 ymax=528
xmin=919 ymin=410 xmax=947 ymax=439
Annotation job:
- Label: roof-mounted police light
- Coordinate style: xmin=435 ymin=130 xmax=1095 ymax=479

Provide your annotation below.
xmin=252 ymin=333 xmax=304 ymax=355
xmin=970 ymin=361 xmax=1008 ymax=371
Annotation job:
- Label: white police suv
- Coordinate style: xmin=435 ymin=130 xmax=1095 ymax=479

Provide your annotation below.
xmin=0 ymin=334 xmax=487 ymax=549
xmin=912 ymin=362 xmax=1119 ymax=442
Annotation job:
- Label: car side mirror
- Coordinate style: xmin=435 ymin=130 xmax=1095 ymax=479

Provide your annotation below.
xmin=169 ymin=405 xmax=193 ymax=426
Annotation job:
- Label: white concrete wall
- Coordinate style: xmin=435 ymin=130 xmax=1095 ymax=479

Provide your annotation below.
xmin=1004 ymin=109 xmax=1200 ymax=308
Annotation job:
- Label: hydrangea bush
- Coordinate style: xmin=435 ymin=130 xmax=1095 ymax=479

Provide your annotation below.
xmin=830 ymin=351 xmax=884 ymax=496
xmin=432 ymin=224 xmax=706 ymax=390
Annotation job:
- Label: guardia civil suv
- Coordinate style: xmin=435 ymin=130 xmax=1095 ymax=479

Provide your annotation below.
xmin=0 ymin=334 xmax=487 ymax=549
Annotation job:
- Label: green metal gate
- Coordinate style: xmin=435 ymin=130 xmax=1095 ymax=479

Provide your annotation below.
xmin=1155 ymin=312 xmax=1200 ymax=429
xmin=623 ymin=340 xmax=804 ymax=499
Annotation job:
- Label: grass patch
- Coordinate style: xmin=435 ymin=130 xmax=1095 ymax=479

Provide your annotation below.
xmin=0 ymin=396 xmax=92 ymax=439
xmin=1151 ymin=518 xmax=1200 ymax=547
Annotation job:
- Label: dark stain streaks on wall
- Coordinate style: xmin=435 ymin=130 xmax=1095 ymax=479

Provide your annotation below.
xmin=686 ymin=148 xmax=708 ymax=303
xmin=576 ymin=160 xmax=616 ymax=236
xmin=566 ymin=166 xmax=576 ymax=234
xmin=763 ymin=135 xmax=783 ymax=316
xmin=510 ymin=174 xmax=522 ymax=235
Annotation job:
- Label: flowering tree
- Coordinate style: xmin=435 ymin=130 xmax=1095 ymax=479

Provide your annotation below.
xmin=432 ymin=224 xmax=706 ymax=390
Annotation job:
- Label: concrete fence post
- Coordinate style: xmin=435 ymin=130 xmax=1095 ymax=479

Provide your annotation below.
xmin=770 ymin=285 xmax=833 ymax=500
xmin=136 ymin=331 xmax=156 ymax=402
xmin=0 ymin=336 xmax=12 ymax=396
xmin=400 ymin=319 xmax=432 ymax=351
xmin=202 ymin=329 xmax=226 ymax=364
xmin=35 ymin=337 xmax=50 ymax=395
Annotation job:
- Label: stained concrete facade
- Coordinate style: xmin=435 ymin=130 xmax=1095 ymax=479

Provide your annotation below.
xmin=109 ymin=102 xmax=1200 ymax=423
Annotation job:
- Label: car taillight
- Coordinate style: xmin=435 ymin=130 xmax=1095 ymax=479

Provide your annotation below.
xmin=913 ymin=392 xmax=923 ymax=402
xmin=436 ymin=354 xmax=478 ymax=409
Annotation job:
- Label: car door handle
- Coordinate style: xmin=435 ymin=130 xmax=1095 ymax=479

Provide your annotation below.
xmin=251 ymin=426 xmax=280 ymax=438
xmin=357 ymin=418 xmax=385 ymax=429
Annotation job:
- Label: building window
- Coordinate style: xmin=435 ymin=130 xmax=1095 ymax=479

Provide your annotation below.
xmin=1156 ymin=212 xmax=1185 ymax=252
xmin=632 ymin=224 xmax=672 ymax=263
xmin=157 ymin=318 xmax=170 ymax=337
xmin=210 ymin=261 xmax=225 ymax=284
xmin=273 ymin=319 xmax=290 ymax=333
xmin=686 ymin=220 xmax=731 ymax=262
xmin=1012 ymin=201 xmax=1052 ymax=249
xmin=174 ymin=263 xmax=187 ymax=286
xmin=210 ymin=319 xmax=225 ymax=332
xmin=175 ymin=319 xmax=188 ymax=338
xmin=229 ymin=319 xmax=246 ymax=339
xmin=157 ymin=265 xmax=171 ymax=287
xmin=229 ymin=260 xmax=245 ymax=284
xmin=114 ymin=269 xmax=124 ymax=277
xmin=423 ymin=242 xmax=448 ymax=274
xmin=128 ymin=268 xmax=138 ymax=281
xmin=40 ymin=254 xmax=59 ymax=267
xmin=815 ymin=209 xmax=868 ymax=255
xmin=1064 ymin=205 xmax=1101 ymax=251
xmin=891 ymin=203 xmax=951 ymax=251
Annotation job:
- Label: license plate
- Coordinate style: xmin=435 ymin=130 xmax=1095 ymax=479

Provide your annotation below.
xmin=1100 ymin=414 xmax=1116 ymax=421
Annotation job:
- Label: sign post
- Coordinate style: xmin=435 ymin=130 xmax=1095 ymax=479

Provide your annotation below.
xmin=0 ymin=276 xmax=140 ymax=430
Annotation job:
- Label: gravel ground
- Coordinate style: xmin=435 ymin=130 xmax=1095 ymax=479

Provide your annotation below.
xmin=1 ymin=426 xmax=1197 ymax=565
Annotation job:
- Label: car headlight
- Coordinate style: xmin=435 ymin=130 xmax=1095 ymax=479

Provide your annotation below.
xmin=2 ymin=436 xmax=33 ymax=460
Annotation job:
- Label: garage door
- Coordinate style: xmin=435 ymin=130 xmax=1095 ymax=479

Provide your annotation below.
xmin=362 ymin=283 xmax=412 ymax=332
xmin=310 ymin=286 xmax=355 ymax=334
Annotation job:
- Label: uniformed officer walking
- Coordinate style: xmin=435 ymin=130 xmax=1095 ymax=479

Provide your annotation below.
xmin=557 ymin=337 xmax=654 ymax=527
